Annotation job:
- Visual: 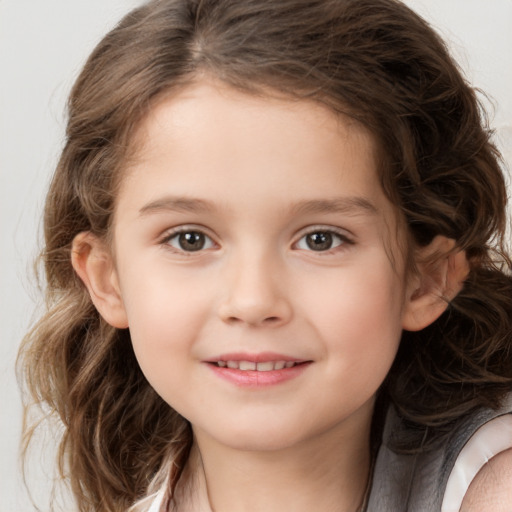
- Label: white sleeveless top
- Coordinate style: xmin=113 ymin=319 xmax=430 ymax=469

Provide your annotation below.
xmin=146 ymin=398 xmax=512 ymax=512
xmin=441 ymin=414 xmax=512 ymax=512
xmin=148 ymin=487 xmax=166 ymax=512
xmin=367 ymin=394 xmax=512 ymax=511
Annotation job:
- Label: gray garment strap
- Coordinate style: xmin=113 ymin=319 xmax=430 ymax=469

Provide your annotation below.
xmin=366 ymin=394 xmax=512 ymax=512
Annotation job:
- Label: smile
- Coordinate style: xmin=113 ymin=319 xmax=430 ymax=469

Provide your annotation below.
xmin=215 ymin=360 xmax=298 ymax=371
xmin=206 ymin=355 xmax=311 ymax=387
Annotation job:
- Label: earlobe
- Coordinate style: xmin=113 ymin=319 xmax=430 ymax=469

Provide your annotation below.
xmin=71 ymin=232 xmax=129 ymax=329
xmin=402 ymin=236 xmax=469 ymax=332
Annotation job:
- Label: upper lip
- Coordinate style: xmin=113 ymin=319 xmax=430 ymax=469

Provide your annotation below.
xmin=205 ymin=352 xmax=309 ymax=364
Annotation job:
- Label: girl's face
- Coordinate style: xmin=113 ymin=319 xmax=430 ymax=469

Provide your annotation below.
xmin=110 ymin=81 xmax=413 ymax=452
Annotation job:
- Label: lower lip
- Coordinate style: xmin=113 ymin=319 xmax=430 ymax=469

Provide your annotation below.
xmin=206 ymin=362 xmax=311 ymax=387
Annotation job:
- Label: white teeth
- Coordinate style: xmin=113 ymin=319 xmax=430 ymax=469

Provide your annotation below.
xmin=239 ymin=361 xmax=257 ymax=371
xmin=256 ymin=361 xmax=274 ymax=372
xmin=217 ymin=360 xmax=297 ymax=371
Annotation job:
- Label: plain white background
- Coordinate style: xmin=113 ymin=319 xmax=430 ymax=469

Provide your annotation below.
xmin=1 ymin=1 xmax=511 ymax=510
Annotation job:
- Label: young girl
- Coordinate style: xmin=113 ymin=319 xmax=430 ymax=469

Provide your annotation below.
xmin=19 ymin=0 xmax=512 ymax=511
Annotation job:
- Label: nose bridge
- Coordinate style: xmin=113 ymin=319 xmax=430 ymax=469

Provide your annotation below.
xmin=218 ymin=243 xmax=292 ymax=326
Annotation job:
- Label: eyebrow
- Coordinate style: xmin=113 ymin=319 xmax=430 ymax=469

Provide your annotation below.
xmin=139 ymin=196 xmax=215 ymax=216
xmin=290 ymin=197 xmax=379 ymax=217
xmin=138 ymin=195 xmax=378 ymax=218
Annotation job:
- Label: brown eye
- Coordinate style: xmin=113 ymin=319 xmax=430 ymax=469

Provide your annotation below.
xmin=296 ymin=230 xmax=347 ymax=252
xmin=166 ymin=230 xmax=214 ymax=252
xmin=306 ymin=232 xmax=333 ymax=251
xmin=179 ymin=232 xmax=205 ymax=251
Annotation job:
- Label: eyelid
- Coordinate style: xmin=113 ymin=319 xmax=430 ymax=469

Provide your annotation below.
xmin=158 ymin=224 xmax=219 ymax=251
xmin=292 ymin=225 xmax=354 ymax=251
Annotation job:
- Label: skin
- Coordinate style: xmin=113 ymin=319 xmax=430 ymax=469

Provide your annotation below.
xmin=460 ymin=448 xmax=512 ymax=512
xmin=73 ymin=80 xmax=469 ymax=511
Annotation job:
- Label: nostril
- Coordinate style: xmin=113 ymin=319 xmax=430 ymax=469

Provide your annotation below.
xmin=218 ymin=298 xmax=293 ymax=326
xmin=225 ymin=315 xmax=282 ymax=326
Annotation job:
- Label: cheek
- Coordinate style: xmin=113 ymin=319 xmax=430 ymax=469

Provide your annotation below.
xmin=307 ymin=258 xmax=404 ymax=322
xmin=119 ymin=268 xmax=213 ymax=375
xmin=301 ymin=258 xmax=405 ymax=370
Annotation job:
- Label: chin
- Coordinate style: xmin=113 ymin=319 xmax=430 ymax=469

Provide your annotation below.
xmin=195 ymin=418 xmax=319 ymax=453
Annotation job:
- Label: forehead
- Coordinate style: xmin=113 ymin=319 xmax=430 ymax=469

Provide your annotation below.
xmin=118 ymin=80 xmax=396 ymax=227
xmin=127 ymin=82 xmax=377 ymax=181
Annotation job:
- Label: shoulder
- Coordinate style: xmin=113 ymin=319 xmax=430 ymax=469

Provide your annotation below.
xmin=441 ymin=409 xmax=512 ymax=512
xmin=459 ymin=447 xmax=512 ymax=512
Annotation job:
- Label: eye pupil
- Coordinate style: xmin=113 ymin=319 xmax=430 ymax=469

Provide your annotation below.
xmin=306 ymin=232 xmax=333 ymax=251
xmin=179 ymin=232 xmax=205 ymax=251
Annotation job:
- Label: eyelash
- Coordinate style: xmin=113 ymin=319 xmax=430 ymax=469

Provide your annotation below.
xmin=294 ymin=227 xmax=354 ymax=254
xmin=158 ymin=226 xmax=354 ymax=254
xmin=159 ymin=226 xmax=217 ymax=254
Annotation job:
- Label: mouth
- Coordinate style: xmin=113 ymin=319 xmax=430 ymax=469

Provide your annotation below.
xmin=204 ymin=353 xmax=312 ymax=386
xmin=210 ymin=360 xmax=306 ymax=371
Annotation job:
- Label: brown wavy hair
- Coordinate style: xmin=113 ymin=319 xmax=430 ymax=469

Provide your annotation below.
xmin=18 ymin=0 xmax=512 ymax=510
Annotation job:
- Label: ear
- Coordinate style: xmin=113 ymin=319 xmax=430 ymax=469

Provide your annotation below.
xmin=402 ymin=236 xmax=469 ymax=332
xmin=71 ymin=232 xmax=129 ymax=329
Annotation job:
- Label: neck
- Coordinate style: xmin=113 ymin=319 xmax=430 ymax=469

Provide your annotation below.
xmin=179 ymin=404 xmax=374 ymax=512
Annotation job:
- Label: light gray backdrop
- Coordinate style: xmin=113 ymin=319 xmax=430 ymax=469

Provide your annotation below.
xmin=1 ymin=1 xmax=511 ymax=511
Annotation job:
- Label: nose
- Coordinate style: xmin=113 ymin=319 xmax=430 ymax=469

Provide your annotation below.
xmin=217 ymin=252 xmax=293 ymax=327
